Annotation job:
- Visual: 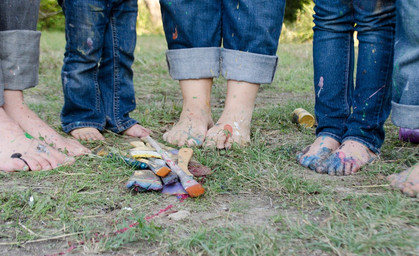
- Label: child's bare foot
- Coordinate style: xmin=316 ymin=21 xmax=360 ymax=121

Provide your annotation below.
xmin=388 ymin=163 xmax=419 ymax=198
xmin=0 ymin=108 xmax=74 ymax=172
xmin=3 ymin=90 xmax=90 ymax=156
xmin=123 ymin=124 xmax=151 ymax=138
xmin=297 ymin=136 xmax=340 ymax=170
xmin=315 ymin=140 xmax=376 ymax=176
xmin=204 ymin=80 xmax=259 ymax=149
xmin=163 ymin=79 xmax=214 ymax=147
xmin=70 ymin=127 xmax=105 ymax=141
xmin=204 ymin=113 xmax=252 ymax=149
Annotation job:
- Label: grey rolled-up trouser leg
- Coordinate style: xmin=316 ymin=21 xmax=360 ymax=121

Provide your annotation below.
xmin=0 ymin=0 xmax=41 ymax=107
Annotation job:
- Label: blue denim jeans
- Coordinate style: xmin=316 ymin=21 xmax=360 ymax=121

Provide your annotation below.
xmin=391 ymin=0 xmax=419 ymax=129
xmin=60 ymin=0 xmax=138 ymax=134
xmin=313 ymin=0 xmax=396 ymax=153
xmin=159 ymin=0 xmax=285 ymax=84
xmin=0 ymin=0 xmax=40 ymax=106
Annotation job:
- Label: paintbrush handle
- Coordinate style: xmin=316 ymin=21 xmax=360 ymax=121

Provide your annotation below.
xmin=144 ymin=136 xmax=205 ymax=197
xmin=178 ymin=148 xmax=194 ymax=176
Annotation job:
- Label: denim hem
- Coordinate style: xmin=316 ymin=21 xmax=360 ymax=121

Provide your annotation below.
xmin=107 ymin=118 xmax=138 ymax=134
xmin=342 ymin=136 xmax=380 ymax=154
xmin=391 ymin=101 xmax=419 ymax=129
xmin=0 ymin=30 xmax=40 ymax=90
xmin=62 ymin=121 xmax=105 ymax=134
xmin=221 ymin=48 xmax=278 ymax=84
xmin=166 ymin=47 xmax=221 ymax=80
xmin=317 ymin=132 xmax=342 ymax=143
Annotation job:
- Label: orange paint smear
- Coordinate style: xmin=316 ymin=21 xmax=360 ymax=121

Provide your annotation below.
xmin=224 ymin=124 xmax=233 ymax=138
xmin=172 ymin=27 xmax=178 ymax=40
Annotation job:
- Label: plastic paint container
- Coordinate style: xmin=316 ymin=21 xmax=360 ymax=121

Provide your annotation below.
xmin=399 ymin=127 xmax=419 ymax=144
xmin=292 ymin=108 xmax=315 ymax=128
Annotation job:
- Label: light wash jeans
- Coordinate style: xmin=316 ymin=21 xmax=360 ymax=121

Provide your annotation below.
xmin=159 ymin=0 xmax=286 ymax=84
xmin=391 ymin=0 xmax=419 ymax=129
xmin=313 ymin=0 xmax=396 ymax=153
xmin=0 ymin=0 xmax=41 ymax=106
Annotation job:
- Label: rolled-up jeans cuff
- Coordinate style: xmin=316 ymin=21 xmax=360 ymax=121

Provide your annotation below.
xmin=391 ymin=101 xmax=419 ymax=129
xmin=166 ymin=47 xmax=221 ymax=80
xmin=221 ymin=48 xmax=278 ymax=84
xmin=0 ymin=30 xmax=40 ymax=90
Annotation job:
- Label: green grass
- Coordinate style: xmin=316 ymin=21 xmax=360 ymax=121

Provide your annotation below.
xmin=0 ymin=31 xmax=418 ymax=256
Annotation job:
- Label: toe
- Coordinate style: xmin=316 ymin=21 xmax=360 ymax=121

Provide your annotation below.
xmin=186 ymin=138 xmax=201 ymax=147
xmin=23 ymin=156 xmax=42 ymax=171
xmin=162 ymin=132 xmax=169 ymax=142
xmin=315 ymin=163 xmax=328 ymax=174
xmin=296 ymin=152 xmax=303 ymax=162
xmin=216 ymin=135 xmax=227 ymax=149
xmin=401 ymin=184 xmax=416 ymax=197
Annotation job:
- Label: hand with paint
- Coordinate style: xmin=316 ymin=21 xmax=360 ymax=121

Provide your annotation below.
xmin=58 ymin=0 xmax=151 ymax=142
xmin=0 ymin=0 xmax=89 ymax=173
xmin=297 ymin=0 xmax=396 ymax=175
xmin=159 ymin=0 xmax=286 ymax=149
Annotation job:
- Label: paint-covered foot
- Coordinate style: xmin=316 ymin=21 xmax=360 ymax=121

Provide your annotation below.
xmin=123 ymin=124 xmax=151 ymax=138
xmin=70 ymin=127 xmax=105 ymax=141
xmin=204 ymin=80 xmax=259 ymax=149
xmin=163 ymin=78 xmax=214 ymax=147
xmin=3 ymin=90 xmax=90 ymax=156
xmin=204 ymin=113 xmax=252 ymax=149
xmin=315 ymin=140 xmax=376 ymax=176
xmin=163 ymin=107 xmax=213 ymax=147
xmin=296 ymin=136 xmax=340 ymax=170
xmin=388 ymin=163 xmax=419 ymax=198
xmin=0 ymin=108 xmax=74 ymax=172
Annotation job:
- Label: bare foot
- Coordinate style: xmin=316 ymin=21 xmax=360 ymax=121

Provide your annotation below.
xmin=388 ymin=163 xmax=419 ymax=198
xmin=0 ymin=108 xmax=74 ymax=172
xmin=204 ymin=80 xmax=259 ymax=149
xmin=70 ymin=127 xmax=105 ymax=141
xmin=297 ymin=136 xmax=340 ymax=170
xmin=315 ymin=140 xmax=376 ymax=176
xmin=123 ymin=124 xmax=151 ymax=138
xmin=3 ymin=90 xmax=90 ymax=156
xmin=163 ymin=79 xmax=214 ymax=147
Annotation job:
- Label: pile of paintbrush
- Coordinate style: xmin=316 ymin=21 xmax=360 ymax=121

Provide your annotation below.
xmin=125 ymin=136 xmax=211 ymax=197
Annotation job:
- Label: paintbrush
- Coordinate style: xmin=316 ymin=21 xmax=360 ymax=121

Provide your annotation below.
xmin=177 ymin=148 xmax=194 ymax=176
xmin=143 ymin=136 xmax=205 ymax=197
xmin=93 ymin=146 xmax=149 ymax=170
xmin=137 ymin=158 xmax=171 ymax=177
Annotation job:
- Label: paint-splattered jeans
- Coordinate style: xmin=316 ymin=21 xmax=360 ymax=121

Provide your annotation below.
xmin=60 ymin=0 xmax=139 ymax=134
xmin=391 ymin=0 xmax=419 ymax=129
xmin=0 ymin=0 xmax=40 ymax=106
xmin=313 ymin=0 xmax=396 ymax=153
xmin=159 ymin=0 xmax=286 ymax=84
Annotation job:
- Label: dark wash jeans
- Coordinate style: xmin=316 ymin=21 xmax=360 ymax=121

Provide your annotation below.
xmin=159 ymin=0 xmax=286 ymax=84
xmin=391 ymin=0 xmax=419 ymax=129
xmin=313 ymin=0 xmax=396 ymax=153
xmin=59 ymin=0 xmax=139 ymax=134
xmin=0 ymin=0 xmax=41 ymax=106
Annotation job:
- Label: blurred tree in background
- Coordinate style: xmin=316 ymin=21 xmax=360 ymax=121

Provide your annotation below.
xmin=284 ymin=0 xmax=312 ymax=22
xmin=38 ymin=0 xmax=65 ymax=31
xmin=38 ymin=0 xmax=313 ymax=41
